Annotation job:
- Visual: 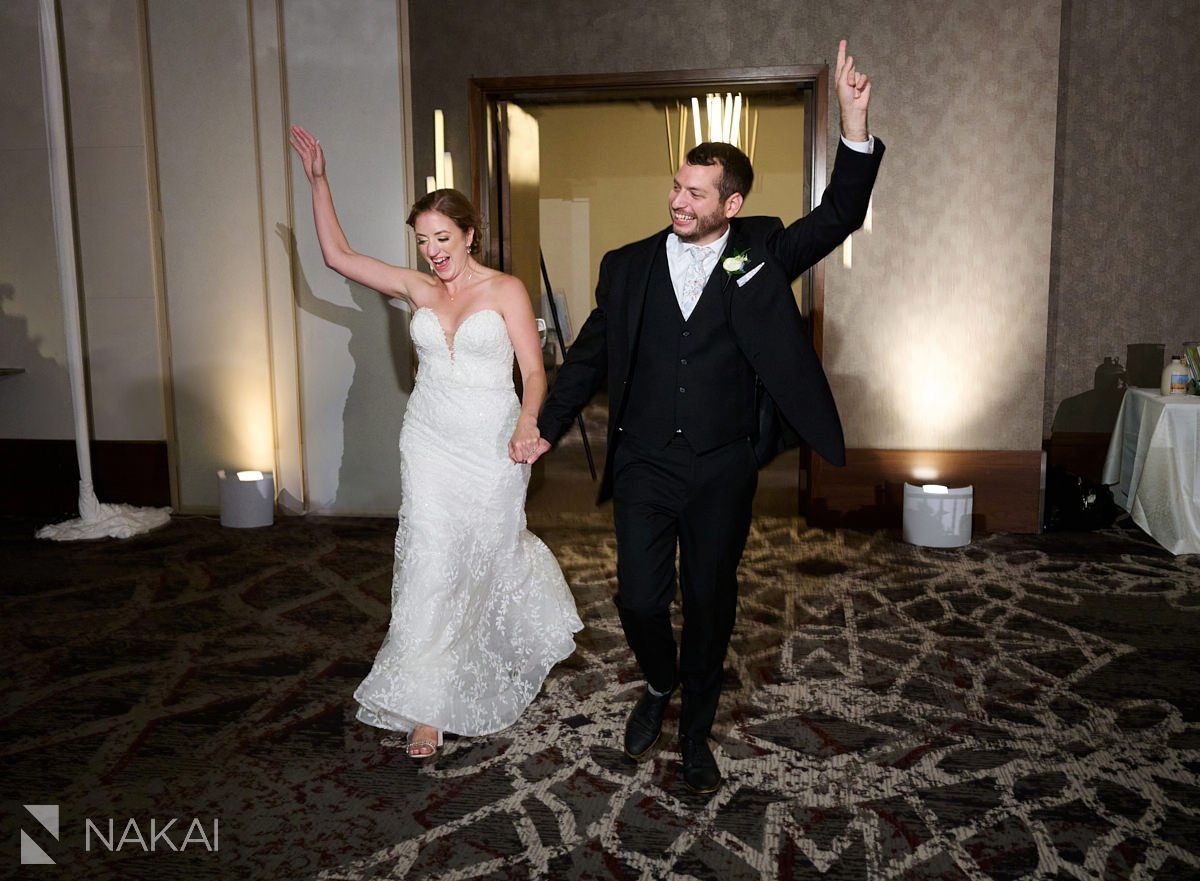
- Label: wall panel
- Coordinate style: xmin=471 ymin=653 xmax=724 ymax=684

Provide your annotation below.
xmin=62 ymin=0 xmax=165 ymax=442
xmin=146 ymin=0 xmax=275 ymax=508
xmin=0 ymin=0 xmax=73 ymax=439
xmin=282 ymin=0 xmax=411 ymax=515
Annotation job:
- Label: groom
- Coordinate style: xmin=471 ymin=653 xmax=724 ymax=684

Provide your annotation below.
xmin=531 ymin=40 xmax=882 ymax=793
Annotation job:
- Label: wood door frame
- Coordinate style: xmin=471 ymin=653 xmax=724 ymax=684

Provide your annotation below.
xmin=468 ymin=66 xmax=829 ymax=323
xmin=468 ymin=66 xmax=829 ymax=512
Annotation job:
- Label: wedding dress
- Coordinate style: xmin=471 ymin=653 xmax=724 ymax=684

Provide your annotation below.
xmin=354 ymin=306 xmax=582 ymax=736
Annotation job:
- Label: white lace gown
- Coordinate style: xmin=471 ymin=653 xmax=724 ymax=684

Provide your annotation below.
xmin=354 ymin=307 xmax=583 ymax=736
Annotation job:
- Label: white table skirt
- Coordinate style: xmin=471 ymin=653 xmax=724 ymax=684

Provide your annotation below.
xmin=1102 ymin=388 xmax=1200 ymax=555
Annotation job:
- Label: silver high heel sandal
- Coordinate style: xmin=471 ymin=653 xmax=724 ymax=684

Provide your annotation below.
xmin=406 ymin=726 xmax=443 ymax=759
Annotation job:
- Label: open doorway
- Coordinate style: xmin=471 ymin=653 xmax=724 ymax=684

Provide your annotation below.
xmin=469 ymin=69 xmax=827 ymax=515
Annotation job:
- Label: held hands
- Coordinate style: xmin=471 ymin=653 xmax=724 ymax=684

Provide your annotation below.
xmin=834 ymin=39 xmax=871 ymax=141
xmin=508 ymin=417 xmax=547 ymax=464
xmin=526 ymin=438 xmax=552 ymax=465
xmin=509 ymin=432 xmax=552 ymax=465
xmin=289 ymin=125 xmax=326 ymax=184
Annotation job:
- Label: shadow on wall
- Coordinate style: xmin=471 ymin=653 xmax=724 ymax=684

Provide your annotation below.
xmin=277 ymin=225 xmax=412 ymax=512
xmin=1052 ymin=343 xmax=1166 ymax=434
xmin=0 ymin=282 xmax=78 ymax=514
xmin=1048 ymin=343 xmax=1168 ymax=482
xmin=0 ymin=282 xmax=70 ymax=399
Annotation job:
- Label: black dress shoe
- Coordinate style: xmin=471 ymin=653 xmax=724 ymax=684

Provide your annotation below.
xmin=680 ymin=736 xmax=722 ymax=794
xmin=623 ymin=687 xmax=672 ymax=759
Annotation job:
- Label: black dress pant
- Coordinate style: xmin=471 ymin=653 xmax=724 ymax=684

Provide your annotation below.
xmin=611 ymin=431 xmax=758 ymax=742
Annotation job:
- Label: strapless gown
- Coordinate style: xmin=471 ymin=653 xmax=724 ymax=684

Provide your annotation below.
xmin=354 ymin=307 xmax=583 ymax=736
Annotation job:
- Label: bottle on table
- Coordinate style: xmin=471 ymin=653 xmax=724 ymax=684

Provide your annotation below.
xmin=1161 ymin=356 xmax=1188 ymax=396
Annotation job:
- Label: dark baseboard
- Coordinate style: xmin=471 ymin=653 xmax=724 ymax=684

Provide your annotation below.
xmin=809 ymin=449 xmax=1043 ymax=534
xmin=0 ymin=439 xmax=171 ymax=516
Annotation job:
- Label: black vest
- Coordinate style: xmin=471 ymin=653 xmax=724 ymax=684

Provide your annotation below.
xmin=620 ymin=245 xmax=756 ymax=450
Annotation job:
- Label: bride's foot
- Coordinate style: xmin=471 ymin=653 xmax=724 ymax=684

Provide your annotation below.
xmin=406 ymin=724 xmax=442 ymax=759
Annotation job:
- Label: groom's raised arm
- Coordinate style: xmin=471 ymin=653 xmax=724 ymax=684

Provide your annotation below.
xmin=534 ymin=252 xmax=613 ymax=452
xmin=768 ymin=39 xmax=883 ymax=280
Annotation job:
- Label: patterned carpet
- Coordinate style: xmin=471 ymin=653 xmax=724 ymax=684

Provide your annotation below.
xmin=2 ymin=512 xmax=1199 ymax=880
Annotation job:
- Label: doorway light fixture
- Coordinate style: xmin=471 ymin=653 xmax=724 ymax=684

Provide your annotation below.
xmin=663 ymin=93 xmax=758 ymax=173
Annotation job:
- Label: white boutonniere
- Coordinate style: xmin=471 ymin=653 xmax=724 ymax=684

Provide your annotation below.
xmin=722 ymin=249 xmax=750 ymax=278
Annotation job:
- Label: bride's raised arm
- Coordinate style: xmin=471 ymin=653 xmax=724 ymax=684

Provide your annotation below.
xmin=289 ymin=125 xmax=434 ymax=306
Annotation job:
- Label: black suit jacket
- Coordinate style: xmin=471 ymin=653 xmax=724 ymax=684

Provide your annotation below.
xmin=539 ymin=140 xmax=885 ymax=502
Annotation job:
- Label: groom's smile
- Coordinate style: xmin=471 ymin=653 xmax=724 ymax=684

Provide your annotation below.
xmin=668 ymin=160 xmax=740 ymax=245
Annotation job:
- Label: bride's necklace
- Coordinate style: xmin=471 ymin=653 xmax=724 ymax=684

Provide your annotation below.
xmin=447 ymin=265 xmax=477 ymax=302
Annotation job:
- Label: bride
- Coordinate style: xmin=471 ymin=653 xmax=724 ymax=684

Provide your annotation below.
xmin=290 ymin=125 xmax=582 ymax=759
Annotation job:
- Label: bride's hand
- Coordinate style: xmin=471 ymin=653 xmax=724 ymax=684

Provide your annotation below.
xmin=289 ymin=125 xmax=326 ymax=184
xmin=508 ymin=419 xmax=542 ymax=464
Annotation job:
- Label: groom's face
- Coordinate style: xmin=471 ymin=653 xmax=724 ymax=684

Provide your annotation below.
xmin=669 ymin=161 xmax=739 ymax=245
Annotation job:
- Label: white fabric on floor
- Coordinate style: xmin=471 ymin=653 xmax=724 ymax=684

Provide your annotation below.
xmin=36 ymin=482 xmax=171 ymax=541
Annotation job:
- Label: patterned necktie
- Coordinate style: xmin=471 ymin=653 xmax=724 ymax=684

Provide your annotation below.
xmin=678 ymin=245 xmax=711 ymax=320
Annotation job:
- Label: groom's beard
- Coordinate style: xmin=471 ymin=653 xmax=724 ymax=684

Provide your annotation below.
xmin=674 ymin=204 xmax=728 ymax=243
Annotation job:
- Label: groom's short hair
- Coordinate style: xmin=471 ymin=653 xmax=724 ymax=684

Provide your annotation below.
xmin=685 ymin=142 xmax=754 ymax=203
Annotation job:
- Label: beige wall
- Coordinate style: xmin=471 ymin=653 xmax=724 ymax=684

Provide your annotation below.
xmin=0 ymin=0 xmax=74 ymax=439
xmin=62 ymin=0 xmax=166 ymax=442
xmin=411 ymin=0 xmax=1063 ymax=455
xmin=147 ymin=0 xmax=276 ymax=507
xmin=538 ymin=198 xmax=590 ymax=346
xmin=1044 ymin=0 xmax=1200 ymax=433
xmin=279 ymin=0 xmax=413 ymax=515
xmin=0 ymin=0 xmax=164 ymax=442
xmin=1 ymin=0 xmax=415 ymax=515
xmin=536 ymin=102 xmax=675 ymax=298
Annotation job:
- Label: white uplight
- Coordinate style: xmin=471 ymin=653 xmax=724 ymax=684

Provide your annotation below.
xmin=903 ymin=483 xmax=973 ymax=548
xmin=219 ymin=470 xmax=275 ymax=528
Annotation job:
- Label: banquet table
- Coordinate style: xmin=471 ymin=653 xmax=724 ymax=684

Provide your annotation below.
xmin=1102 ymin=387 xmax=1200 ymax=554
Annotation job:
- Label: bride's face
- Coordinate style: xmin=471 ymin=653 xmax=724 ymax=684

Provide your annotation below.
xmin=414 ymin=210 xmax=474 ymax=282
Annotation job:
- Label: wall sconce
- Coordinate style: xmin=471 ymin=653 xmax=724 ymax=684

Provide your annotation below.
xmin=902 ymin=483 xmax=973 ymax=548
xmin=218 ymin=469 xmax=275 ymax=528
xmin=429 ymin=109 xmax=454 ymax=193
xmin=843 ymin=196 xmax=873 ymax=269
